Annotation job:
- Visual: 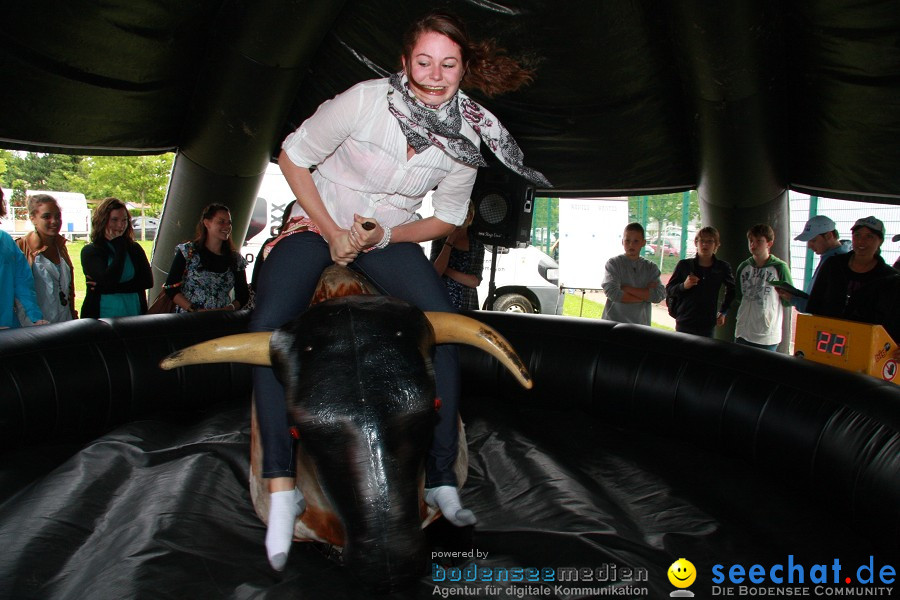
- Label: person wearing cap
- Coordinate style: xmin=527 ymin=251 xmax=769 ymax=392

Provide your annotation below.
xmin=778 ymin=215 xmax=850 ymax=312
xmin=806 ymin=216 xmax=900 ymax=342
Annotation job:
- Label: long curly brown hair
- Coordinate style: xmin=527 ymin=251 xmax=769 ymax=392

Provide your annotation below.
xmin=401 ymin=10 xmax=535 ymax=98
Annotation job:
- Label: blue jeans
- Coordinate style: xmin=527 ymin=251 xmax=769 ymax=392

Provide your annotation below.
xmin=735 ymin=337 xmax=778 ymax=351
xmin=248 ymin=232 xmax=460 ymax=487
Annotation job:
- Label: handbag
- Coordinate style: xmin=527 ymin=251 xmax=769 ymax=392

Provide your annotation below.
xmin=147 ymin=288 xmax=177 ymax=314
xmin=146 ymin=243 xmax=193 ymax=315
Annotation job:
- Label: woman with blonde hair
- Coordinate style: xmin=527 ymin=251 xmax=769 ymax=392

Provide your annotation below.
xmin=81 ymin=197 xmax=152 ymax=318
xmin=15 ymin=194 xmax=78 ymax=324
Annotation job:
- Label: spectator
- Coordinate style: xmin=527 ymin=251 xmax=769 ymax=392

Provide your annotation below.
xmin=601 ymin=222 xmax=666 ymax=325
xmin=806 ymin=216 xmax=900 ymax=341
xmin=0 ymin=188 xmax=47 ymax=328
xmin=665 ymin=226 xmax=735 ymax=337
xmin=81 ymin=197 xmax=153 ymax=318
xmin=163 ymin=203 xmax=249 ymax=312
xmin=777 ymin=215 xmax=850 ymax=312
xmin=734 ymin=223 xmax=792 ymax=351
xmin=430 ymin=202 xmax=484 ymax=310
xmin=15 ymin=194 xmax=78 ymax=324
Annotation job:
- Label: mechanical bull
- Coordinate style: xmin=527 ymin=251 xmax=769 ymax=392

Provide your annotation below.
xmin=160 ymin=291 xmax=531 ymax=591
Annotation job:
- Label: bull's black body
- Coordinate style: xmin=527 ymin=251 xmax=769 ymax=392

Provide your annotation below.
xmin=271 ymin=296 xmax=439 ymax=591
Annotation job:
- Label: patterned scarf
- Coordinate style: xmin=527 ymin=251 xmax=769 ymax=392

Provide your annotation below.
xmin=387 ymin=72 xmax=551 ymax=188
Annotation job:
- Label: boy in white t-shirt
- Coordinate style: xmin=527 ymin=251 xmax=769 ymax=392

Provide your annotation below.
xmin=733 ymin=223 xmax=792 ymax=351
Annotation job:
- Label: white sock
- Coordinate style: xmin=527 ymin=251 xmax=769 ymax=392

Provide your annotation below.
xmin=265 ymin=488 xmax=306 ymax=571
xmin=425 ymin=486 xmax=477 ymax=527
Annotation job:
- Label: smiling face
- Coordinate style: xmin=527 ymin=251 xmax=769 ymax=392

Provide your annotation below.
xmin=30 ymin=200 xmax=62 ymax=239
xmin=105 ymin=207 xmax=130 ymax=240
xmin=851 ymin=226 xmax=882 ymax=261
xmin=668 ymin=558 xmax=697 ymax=588
xmin=203 ymin=209 xmax=232 ymax=246
xmin=402 ymin=31 xmax=464 ymax=107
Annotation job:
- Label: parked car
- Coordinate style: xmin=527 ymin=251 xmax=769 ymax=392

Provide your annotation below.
xmin=132 ymin=216 xmax=159 ymax=241
xmin=646 ymin=238 xmax=679 ymax=256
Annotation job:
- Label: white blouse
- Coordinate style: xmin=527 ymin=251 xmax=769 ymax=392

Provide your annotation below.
xmin=281 ymin=78 xmax=478 ymax=230
xmin=17 ymin=253 xmax=72 ymax=325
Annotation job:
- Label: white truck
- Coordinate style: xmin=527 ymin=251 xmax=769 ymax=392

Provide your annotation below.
xmin=477 ymin=245 xmax=563 ymax=314
xmin=240 ymin=163 xmax=296 ymax=265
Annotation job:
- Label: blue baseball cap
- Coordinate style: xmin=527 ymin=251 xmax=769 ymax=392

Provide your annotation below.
xmin=795 ymin=215 xmax=836 ymax=241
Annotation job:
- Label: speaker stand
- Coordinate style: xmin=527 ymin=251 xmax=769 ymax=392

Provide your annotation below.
xmin=485 ymin=245 xmax=499 ymax=310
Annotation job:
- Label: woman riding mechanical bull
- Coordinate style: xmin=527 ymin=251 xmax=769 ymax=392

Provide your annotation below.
xmin=249 ymin=10 xmax=549 ymax=572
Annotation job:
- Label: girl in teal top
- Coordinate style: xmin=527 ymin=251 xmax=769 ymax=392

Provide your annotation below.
xmin=80 ymin=197 xmax=152 ymax=318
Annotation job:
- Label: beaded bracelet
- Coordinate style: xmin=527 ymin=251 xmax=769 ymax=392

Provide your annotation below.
xmin=372 ymin=225 xmax=392 ymax=250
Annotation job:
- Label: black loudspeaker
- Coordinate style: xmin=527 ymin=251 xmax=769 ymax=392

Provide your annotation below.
xmin=469 ymin=164 xmax=534 ymax=248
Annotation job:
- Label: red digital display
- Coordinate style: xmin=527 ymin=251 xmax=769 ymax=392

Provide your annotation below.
xmin=815 ymin=330 xmax=847 ymax=356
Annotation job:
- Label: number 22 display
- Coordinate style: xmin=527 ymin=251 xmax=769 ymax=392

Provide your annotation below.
xmin=816 ymin=330 xmax=847 ymax=356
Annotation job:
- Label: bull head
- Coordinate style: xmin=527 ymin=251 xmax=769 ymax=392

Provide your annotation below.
xmin=160 ymin=295 xmax=531 ymax=591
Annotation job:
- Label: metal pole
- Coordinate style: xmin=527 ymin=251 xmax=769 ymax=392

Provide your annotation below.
xmin=486 ymin=245 xmax=499 ymax=310
xmin=640 ymin=196 xmax=649 ymax=257
xmin=680 ymin=191 xmax=690 ymax=256
xmin=803 ymin=196 xmax=818 ymax=289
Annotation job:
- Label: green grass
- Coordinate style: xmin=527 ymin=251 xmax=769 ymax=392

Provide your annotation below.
xmin=68 ymin=240 xmax=155 ymax=295
xmin=563 ymin=292 xmax=604 ymax=319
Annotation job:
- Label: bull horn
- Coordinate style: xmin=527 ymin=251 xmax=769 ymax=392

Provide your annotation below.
xmin=159 ymin=332 xmax=273 ymax=370
xmin=425 ymin=312 xmax=533 ymax=389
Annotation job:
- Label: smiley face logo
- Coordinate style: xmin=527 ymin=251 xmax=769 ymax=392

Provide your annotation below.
xmin=668 ymin=558 xmax=697 ymax=588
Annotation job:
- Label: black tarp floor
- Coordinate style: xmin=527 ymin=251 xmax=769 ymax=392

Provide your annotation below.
xmin=0 ymin=397 xmax=893 ymax=599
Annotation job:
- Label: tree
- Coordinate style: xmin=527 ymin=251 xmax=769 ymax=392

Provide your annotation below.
xmin=0 ymin=151 xmax=174 ymax=239
xmin=70 ymin=154 xmax=173 ymax=208
xmin=0 ymin=149 xmax=10 ymax=181
xmin=1 ymin=152 xmax=83 ymax=190
xmin=10 ymin=180 xmax=28 ymax=210
xmin=68 ymin=154 xmax=174 ymax=240
xmin=531 ymin=196 xmax=559 ymax=253
xmin=629 ymin=191 xmax=699 ymax=243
